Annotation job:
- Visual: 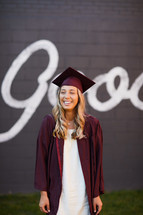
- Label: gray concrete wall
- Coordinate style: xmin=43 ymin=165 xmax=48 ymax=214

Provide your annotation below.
xmin=0 ymin=0 xmax=143 ymax=193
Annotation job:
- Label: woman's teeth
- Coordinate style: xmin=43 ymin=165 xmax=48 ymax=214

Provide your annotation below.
xmin=64 ymin=101 xmax=71 ymax=104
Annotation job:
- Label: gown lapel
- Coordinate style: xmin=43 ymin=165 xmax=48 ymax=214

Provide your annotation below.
xmin=56 ymin=137 xmax=64 ymax=180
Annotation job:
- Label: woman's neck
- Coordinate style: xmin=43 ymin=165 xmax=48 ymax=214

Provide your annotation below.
xmin=65 ymin=110 xmax=75 ymax=121
xmin=65 ymin=110 xmax=75 ymax=129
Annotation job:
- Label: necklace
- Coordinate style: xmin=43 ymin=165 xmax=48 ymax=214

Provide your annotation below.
xmin=67 ymin=120 xmax=74 ymax=125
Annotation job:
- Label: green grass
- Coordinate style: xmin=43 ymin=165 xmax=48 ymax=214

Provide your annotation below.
xmin=101 ymin=190 xmax=143 ymax=215
xmin=0 ymin=190 xmax=143 ymax=215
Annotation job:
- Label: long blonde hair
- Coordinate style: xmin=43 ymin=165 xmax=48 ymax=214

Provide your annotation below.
xmin=52 ymin=88 xmax=86 ymax=139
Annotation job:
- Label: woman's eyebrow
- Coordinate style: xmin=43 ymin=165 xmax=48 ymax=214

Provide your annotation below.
xmin=61 ymin=89 xmax=76 ymax=92
xmin=69 ymin=89 xmax=76 ymax=92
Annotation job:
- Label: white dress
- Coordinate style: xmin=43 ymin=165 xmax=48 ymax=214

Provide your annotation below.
xmin=57 ymin=129 xmax=90 ymax=215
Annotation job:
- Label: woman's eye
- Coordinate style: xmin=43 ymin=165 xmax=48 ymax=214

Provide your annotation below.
xmin=70 ymin=91 xmax=75 ymax=94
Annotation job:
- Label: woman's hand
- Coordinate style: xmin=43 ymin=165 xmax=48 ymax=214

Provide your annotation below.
xmin=93 ymin=196 xmax=103 ymax=214
xmin=39 ymin=191 xmax=50 ymax=213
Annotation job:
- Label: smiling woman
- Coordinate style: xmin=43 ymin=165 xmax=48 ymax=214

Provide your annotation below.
xmin=53 ymin=85 xmax=85 ymax=139
xmin=34 ymin=67 xmax=104 ymax=215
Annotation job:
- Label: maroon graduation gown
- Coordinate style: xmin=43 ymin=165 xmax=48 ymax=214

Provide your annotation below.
xmin=34 ymin=114 xmax=104 ymax=215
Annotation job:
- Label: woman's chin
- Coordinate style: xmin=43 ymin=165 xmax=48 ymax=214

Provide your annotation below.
xmin=62 ymin=105 xmax=74 ymax=111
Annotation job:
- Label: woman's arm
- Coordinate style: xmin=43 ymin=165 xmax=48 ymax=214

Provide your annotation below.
xmin=39 ymin=191 xmax=50 ymax=213
xmin=91 ymin=118 xmax=104 ymax=214
xmin=34 ymin=115 xmax=55 ymax=213
xmin=93 ymin=195 xmax=103 ymax=214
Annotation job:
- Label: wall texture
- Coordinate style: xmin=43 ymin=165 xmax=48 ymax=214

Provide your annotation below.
xmin=0 ymin=0 xmax=143 ymax=193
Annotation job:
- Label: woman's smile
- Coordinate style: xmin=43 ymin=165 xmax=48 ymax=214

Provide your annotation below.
xmin=64 ymin=101 xmax=71 ymax=105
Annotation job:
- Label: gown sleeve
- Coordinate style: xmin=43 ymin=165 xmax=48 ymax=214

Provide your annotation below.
xmin=92 ymin=119 xmax=104 ymax=198
xmin=34 ymin=115 xmax=52 ymax=191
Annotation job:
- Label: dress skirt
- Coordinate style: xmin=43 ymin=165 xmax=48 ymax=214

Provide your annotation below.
xmin=56 ymin=129 xmax=90 ymax=215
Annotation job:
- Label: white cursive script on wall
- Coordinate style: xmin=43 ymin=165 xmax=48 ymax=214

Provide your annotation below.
xmin=0 ymin=40 xmax=59 ymax=143
xmin=87 ymin=67 xmax=143 ymax=111
xmin=0 ymin=39 xmax=143 ymax=142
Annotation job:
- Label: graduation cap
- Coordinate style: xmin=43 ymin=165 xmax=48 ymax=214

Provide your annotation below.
xmin=52 ymin=67 xmax=95 ymax=93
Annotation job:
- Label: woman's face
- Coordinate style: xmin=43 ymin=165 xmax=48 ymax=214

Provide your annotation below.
xmin=60 ymin=86 xmax=79 ymax=111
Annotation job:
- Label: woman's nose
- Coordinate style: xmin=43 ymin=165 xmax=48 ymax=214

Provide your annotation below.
xmin=65 ymin=92 xmax=70 ymax=98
